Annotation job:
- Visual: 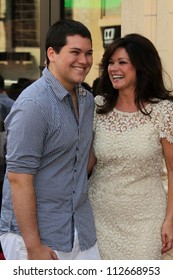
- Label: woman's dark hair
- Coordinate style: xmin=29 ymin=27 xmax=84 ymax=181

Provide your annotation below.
xmin=97 ymin=33 xmax=173 ymax=114
xmin=45 ymin=19 xmax=92 ymax=66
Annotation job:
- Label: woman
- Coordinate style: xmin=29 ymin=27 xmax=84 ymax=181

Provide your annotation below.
xmin=88 ymin=33 xmax=173 ymax=259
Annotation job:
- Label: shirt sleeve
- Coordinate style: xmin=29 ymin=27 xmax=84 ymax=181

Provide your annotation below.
xmin=159 ymin=100 xmax=173 ymax=143
xmin=5 ymin=99 xmax=47 ymax=174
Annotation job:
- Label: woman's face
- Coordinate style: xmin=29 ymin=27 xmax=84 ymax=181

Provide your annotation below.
xmin=107 ymin=47 xmax=137 ymax=92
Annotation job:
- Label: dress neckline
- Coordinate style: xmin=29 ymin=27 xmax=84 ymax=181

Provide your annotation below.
xmin=113 ymin=103 xmax=151 ymax=115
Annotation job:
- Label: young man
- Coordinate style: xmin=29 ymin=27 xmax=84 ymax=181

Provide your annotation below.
xmin=0 ymin=19 xmax=100 ymax=260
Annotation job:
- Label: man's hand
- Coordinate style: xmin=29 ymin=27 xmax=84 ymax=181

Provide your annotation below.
xmin=27 ymin=244 xmax=58 ymax=260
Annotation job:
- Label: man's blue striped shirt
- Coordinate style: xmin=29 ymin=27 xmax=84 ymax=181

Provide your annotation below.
xmin=0 ymin=67 xmax=96 ymax=252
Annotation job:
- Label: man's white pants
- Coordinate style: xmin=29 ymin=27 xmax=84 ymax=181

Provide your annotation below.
xmin=0 ymin=230 xmax=101 ymax=260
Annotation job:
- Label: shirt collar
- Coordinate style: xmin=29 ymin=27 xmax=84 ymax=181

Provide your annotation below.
xmin=43 ymin=67 xmax=87 ymax=101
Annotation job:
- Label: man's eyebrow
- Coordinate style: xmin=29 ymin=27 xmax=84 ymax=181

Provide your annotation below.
xmin=70 ymin=47 xmax=93 ymax=52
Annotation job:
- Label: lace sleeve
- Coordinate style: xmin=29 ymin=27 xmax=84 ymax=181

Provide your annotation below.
xmin=94 ymin=95 xmax=104 ymax=106
xmin=159 ymin=100 xmax=173 ymax=143
xmin=93 ymin=95 xmax=104 ymax=132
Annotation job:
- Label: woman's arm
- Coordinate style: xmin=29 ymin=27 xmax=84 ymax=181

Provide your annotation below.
xmin=87 ymin=144 xmax=97 ymax=176
xmin=161 ymin=138 xmax=173 ymax=254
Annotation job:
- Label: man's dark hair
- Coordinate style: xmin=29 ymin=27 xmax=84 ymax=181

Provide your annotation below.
xmin=45 ymin=19 xmax=92 ymax=65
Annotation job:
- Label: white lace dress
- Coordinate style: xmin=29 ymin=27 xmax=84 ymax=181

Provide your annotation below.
xmin=89 ymin=95 xmax=173 ymax=260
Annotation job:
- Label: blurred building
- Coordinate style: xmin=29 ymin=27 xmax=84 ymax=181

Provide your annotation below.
xmin=0 ymin=0 xmax=172 ymax=89
xmin=121 ymin=0 xmax=173 ymax=89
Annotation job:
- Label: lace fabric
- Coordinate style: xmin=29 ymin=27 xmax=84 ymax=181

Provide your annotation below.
xmin=89 ymin=96 xmax=173 ymax=259
xmin=94 ymin=96 xmax=173 ymax=140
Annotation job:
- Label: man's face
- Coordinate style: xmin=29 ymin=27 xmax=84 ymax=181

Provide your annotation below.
xmin=48 ymin=35 xmax=93 ymax=91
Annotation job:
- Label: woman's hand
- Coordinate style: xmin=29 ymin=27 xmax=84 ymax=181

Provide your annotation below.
xmin=161 ymin=219 xmax=173 ymax=254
